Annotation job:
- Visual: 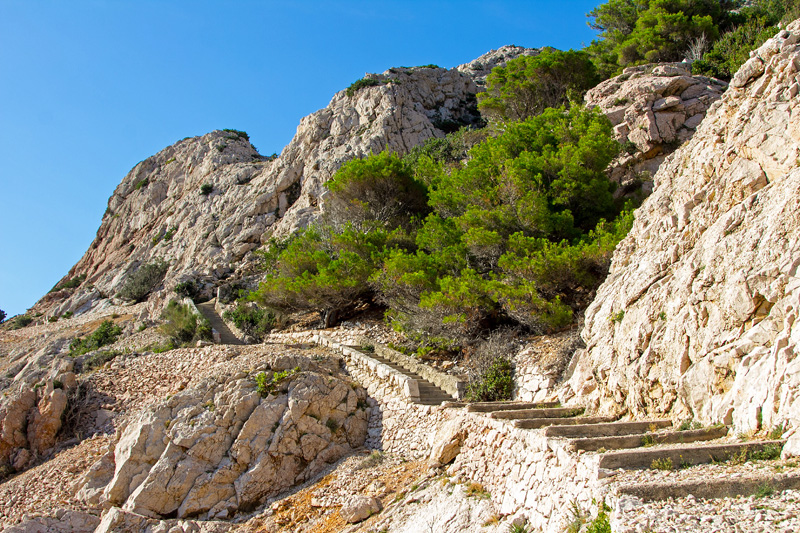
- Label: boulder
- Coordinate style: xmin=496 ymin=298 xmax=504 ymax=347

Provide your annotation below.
xmin=429 ymin=419 xmax=467 ymax=468
xmin=340 ymin=495 xmax=382 ymax=523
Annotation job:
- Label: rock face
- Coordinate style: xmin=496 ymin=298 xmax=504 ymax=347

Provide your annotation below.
xmin=83 ymin=355 xmax=369 ymax=519
xmin=33 ymin=54 xmax=536 ymax=320
xmin=456 ymin=45 xmax=539 ymax=89
xmin=0 ymin=380 xmax=73 ymax=472
xmin=564 ymin=24 xmax=800 ymax=442
xmin=585 ymin=62 xmax=727 ymax=192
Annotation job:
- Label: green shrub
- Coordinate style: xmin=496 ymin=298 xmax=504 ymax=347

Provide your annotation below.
xmin=345 ymin=77 xmax=382 ymax=97
xmin=49 ymin=274 xmax=87 ymax=293
xmin=477 ymin=48 xmax=599 ymax=122
xmin=69 ymin=320 xmax=122 ymax=357
xmin=135 ymin=177 xmax=149 ymax=190
xmin=117 ymin=259 xmax=168 ymax=302
xmin=0 ymin=309 xmax=5 ymax=324
xmin=82 ymin=350 xmax=121 ymax=372
xmin=585 ymin=502 xmax=612 ymax=533
xmin=586 ymin=0 xmax=737 ymax=76
xmin=223 ymin=303 xmax=277 ymax=341
xmin=255 ymin=366 xmax=300 ymax=397
xmin=466 ymin=357 xmax=514 ymax=402
xmin=159 ymin=300 xmax=212 ymax=346
xmin=650 ymin=457 xmax=674 ymax=470
xmin=200 ymin=183 xmax=213 ymax=196
xmin=323 ymin=151 xmax=429 ymax=230
xmin=10 ymin=315 xmax=33 ymax=329
xmin=222 ymin=128 xmax=250 ymax=141
xmin=174 ymin=280 xmax=200 ymax=300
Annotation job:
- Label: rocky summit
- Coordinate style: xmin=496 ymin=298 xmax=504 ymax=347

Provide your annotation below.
xmin=8 ymin=9 xmax=800 ymax=533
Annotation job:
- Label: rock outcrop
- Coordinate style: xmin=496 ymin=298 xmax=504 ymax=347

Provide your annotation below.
xmin=0 ymin=378 xmax=75 ymax=472
xmin=564 ymin=24 xmax=800 ymax=447
xmin=456 ymin=45 xmax=539 ymax=89
xmin=33 ymin=54 xmax=536 ymax=321
xmin=585 ymin=62 xmax=727 ymax=192
xmin=80 ymin=355 xmax=369 ymax=519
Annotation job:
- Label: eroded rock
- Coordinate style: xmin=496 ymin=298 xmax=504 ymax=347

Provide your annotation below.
xmin=85 ymin=356 xmax=369 ymax=519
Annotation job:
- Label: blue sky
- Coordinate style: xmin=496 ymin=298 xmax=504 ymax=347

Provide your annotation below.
xmin=0 ymin=0 xmax=600 ymax=318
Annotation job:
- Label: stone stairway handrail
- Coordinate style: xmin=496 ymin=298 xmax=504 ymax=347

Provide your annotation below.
xmin=315 ymin=333 xmax=421 ymax=403
xmin=355 ymin=335 xmax=466 ymax=400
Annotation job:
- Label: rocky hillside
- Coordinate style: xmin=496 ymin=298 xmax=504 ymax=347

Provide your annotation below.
xmin=32 ymin=48 xmax=540 ymax=321
xmin=564 ymin=22 xmax=800 ymax=451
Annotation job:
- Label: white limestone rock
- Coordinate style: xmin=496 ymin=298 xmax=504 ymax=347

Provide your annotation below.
xmin=564 ymin=22 xmax=800 ymax=442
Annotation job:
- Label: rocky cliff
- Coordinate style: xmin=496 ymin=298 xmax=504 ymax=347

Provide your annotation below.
xmin=564 ymin=23 xmax=800 ymax=450
xmin=34 ymin=49 xmax=540 ymax=321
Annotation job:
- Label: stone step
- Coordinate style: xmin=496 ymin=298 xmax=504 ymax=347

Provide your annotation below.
xmin=197 ymin=302 xmax=244 ymax=345
xmin=616 ymin=473 xmax=800 ymax=502
xmin=466 ymin=401 xmax=560 ymax=413
xmin=351 ymin=348 xmax=455 ymax=404
xmin=515 ymin=416 xmax=618 ymax=429
xmin=490 ymin=407 xmax=584 ymax=420
xmin=598 ymin=440 xmax=785 ymax=470
xmin=544 ymin=420 xmax=672 ymax=438
xmin=571 ymin=426 xmax=729 ymax=452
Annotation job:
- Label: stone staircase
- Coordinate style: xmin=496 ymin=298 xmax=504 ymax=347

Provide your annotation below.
xmin=196 ymin=301 xmax=244 ymax=345
xmin=468 ymin=402 xmax=793 ymax=500
xmin=351 ymin=347 xmax=455 ymax=405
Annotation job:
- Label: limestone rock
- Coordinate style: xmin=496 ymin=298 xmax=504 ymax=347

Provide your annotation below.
xmin=340 ymin=495 xmax=382 ymax=523
xmin=456 ymin=45 xmax=540 ymax=89
xmin=27 ymin=388 xmax=68 ymax=455
xmin=585 ymin=62 xmax=726 ymax=193
xmin=428 ymin=419 xmax=467 ymax=468
xmin=91 ymin=357 xmax=369 ymax=519
xmin=0 ymin=389 xmax=37 ymax=465
xmin=3 ymin=510 xmax=100 ymax=533
xmin=563 ymin=22 xmax=800 ymax=439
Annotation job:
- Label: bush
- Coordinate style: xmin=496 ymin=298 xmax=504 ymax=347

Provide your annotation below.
xmin=117 ymin=259 xmax=168 ymax=302
xmin=159 ymin=300 xmax=212 ymax=346
xmin=82 ymin=350 xmax=121 ymax=373
xmin=0 ymin=309 xmax=5 ymax=324
xmin=200 ymin=183 xmax=213 ymax=196
xmin=10 ymin=315 xmax=33 ymax=330
xmin=223 ymin=303 xmax=277 ymax=341
xmin=586 ymin=0 xmax=739 ymax=76
xmin=222 ymin=128 xmax=249 ymax=141
xmin=692 ymin=1 xmax=800 ymax=80
xmin=174 ymin=280 xmax=200 ymax=300
xmin=465 ymin=357 xmax=514 ymax=402
xmin=323 ymin=151 xmax=429 ymax=230
xmin=69 ymin=320 xmax=122 ymax=357
xmin=345 ymin=77 xmax=382 ymax=97
xmin=477 ymin=48 xmax=599 ymax=122
xmin=49 ymin=274 xmax=86 ymax=293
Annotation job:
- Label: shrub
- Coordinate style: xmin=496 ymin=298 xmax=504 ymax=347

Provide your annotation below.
xmin=477 ymin=48 xmax=599 ymax=122
xmin=135 ymin=177 xmax=149 ymax=190
xmin=49 ymin=274 xmax=87 ymax=293
xmin=159 ymin=300 xmax=212 ymax=346
xmin=174 ymin=280 xmax=200 ymax=300
xmin=465 ymin=357 xmax=514 ymax=402
xmin=200 ymin=183 xmax=213 ymax=196
xmin=82 ymin=350 xmax=121 ymax=372
xmin=69 ymin=320 xmax=122 ymax=357
xmin=117 ymin=259 xmax=168 ymax=302
xmin=11 ymin=315 xmax=33 ymax=329
xmin=223 ymin=303 xmax=277 ymax=341
xmin=0 ymin=309 xmax=5 ymax=324
xmin=222 ymin=128 xmax=250 ymax=141
xmin=323 ymin=151 xmax=429 ymax=230
xmin=345 ymin=77 xmax=382 ymax=97
xmin=255 ymin=366 xmax=299 ymax=397
xmin=586 ymin=0 xmax=739 ymax=77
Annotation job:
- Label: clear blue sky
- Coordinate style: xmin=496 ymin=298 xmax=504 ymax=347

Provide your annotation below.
xmin=0 ymin=0 xmax=600 ymax=318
